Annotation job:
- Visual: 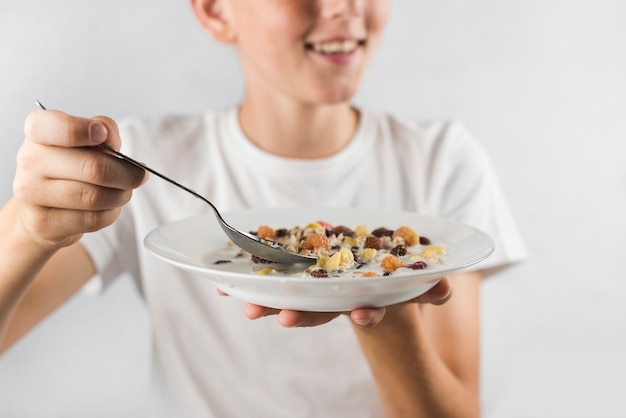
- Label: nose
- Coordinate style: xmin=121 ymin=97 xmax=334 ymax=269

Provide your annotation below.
xmin=320 ymin=0 xmax=364 ymax=19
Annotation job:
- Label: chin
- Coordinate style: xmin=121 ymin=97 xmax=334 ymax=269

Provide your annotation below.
xmin=309 ymin=83 xmax=360 ymax=105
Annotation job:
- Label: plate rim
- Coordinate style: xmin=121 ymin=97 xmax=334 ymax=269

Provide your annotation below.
xmin=144 ymin=207 xmax=495 ymax=284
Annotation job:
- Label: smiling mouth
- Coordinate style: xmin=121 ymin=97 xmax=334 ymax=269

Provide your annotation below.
xmin=305 ymin=39 xmax=366 ymax=54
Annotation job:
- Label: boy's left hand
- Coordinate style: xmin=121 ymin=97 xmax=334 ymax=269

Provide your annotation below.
xmin=229 ymin=276 xmax=452 ymax=328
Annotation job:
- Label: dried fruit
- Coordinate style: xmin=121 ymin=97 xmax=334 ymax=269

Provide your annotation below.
xmin=405 ymin=261 xmax=427 ymax=270
xmin=389 ymin=244 xmax=407 ymax=257
xmin=419 ymin=236 xmax=432 ymax=245
xmin=251 ymin=255 xmax=273 ymax=264
xmin=310 ymin=269 xmax=329 ymax=278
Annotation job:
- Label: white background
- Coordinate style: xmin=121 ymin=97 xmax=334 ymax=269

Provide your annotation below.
xmin=1 ymin=1 xmax=625 ymax=417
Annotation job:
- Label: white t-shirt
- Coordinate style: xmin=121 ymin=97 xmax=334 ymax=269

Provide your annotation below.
xmin=81 ymin=107 xmax=526 ymax=417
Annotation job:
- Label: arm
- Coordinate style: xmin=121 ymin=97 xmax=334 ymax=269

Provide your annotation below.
xmin=0 ymin=110 xmax=146 ymax=354
xmin=0 ymin=211 xmax=94 ymax=353
xmin=352 ymin=271 xmax=482 ymax=418
xmin=243 ymin=272 xmax=481 ymax=417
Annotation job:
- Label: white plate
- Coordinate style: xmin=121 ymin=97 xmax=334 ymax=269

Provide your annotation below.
xmin=144 ymin=208 xmax=494 ymax=311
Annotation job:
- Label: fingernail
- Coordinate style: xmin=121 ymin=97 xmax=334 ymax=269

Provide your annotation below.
xmin=90 ymin=122 xmax=107 ymax=143
xmin=353 ymin=318 xmax=371 ymax=327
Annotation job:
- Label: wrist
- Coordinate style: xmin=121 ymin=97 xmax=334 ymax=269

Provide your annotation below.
xmin=4 ymin=198 xmax=81 ymax=254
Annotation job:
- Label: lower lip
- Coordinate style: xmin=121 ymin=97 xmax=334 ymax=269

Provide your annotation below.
xmin=308 ymin=48 xmax=362 ymax=66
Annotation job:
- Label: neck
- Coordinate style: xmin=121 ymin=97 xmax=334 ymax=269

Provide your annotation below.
xmin=238 ymin=92 xmax=359 ymax=159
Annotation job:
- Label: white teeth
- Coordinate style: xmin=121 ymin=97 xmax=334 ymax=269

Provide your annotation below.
xmin=311 ymin=40 xmax=358 ymax=54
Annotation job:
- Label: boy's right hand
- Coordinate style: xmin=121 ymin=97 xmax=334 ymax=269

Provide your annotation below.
xmin=13 ymin=109 xmax=147 ymax=250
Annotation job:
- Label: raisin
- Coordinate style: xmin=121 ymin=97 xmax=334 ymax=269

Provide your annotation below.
xmin=331 ymin=225 xmax=356 ymax=237
xmin=364 ymin=236 xmax=383 ymax=250
xmin=275 ymin=228 xmax=289 ymax=238
xmin=310 ymin=269 xmax=329 ymax=278
xmin=371 ymin=227 xmax=393 ymax=238
xmin=251 ymin=255 xmax=273 ymax=264
xmin=419 ymin=236 xmax=432 ymax=245
xmin=390 ymin=244 xmax=407 ymax=257
xmin=405 ymin=261 xmax=427 ymax=270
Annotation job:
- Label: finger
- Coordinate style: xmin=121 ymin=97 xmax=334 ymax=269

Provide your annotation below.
xmin=277 ymin=310 xmax=341 ymax=328
xmin=415 ymin=276 xmax=453 ymax=305
xmin=349 ymin=307 xmax=386 ymax=328
xmin=17 ymin=179 xmax=133 ymax=211
xmin=16 ymin=141 xmax=146 ymax=191
xmin=24 ymin=109 xmax=115 ymax=148
xmin=20 ymin=205 xmax=122 ymax=240
xmin=243 ymin=303 xmax=280 ymax=320
xmin=91 ymin=115 xmax=122 ymax=150
xmin=217 ymin=288 xmax=229 ymax=296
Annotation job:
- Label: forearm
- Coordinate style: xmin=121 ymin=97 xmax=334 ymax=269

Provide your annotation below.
xmin=0 ymin=198 xmax=58 ymax=350
xmin=353 ymin=303 xmax=480 ymax=418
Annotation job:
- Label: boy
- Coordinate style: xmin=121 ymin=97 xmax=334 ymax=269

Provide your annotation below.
xmin=0 ymin=1 xmax=524 ymax=416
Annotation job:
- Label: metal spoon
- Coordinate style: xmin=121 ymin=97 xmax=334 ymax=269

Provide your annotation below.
xmin=35 ymin=101 xmax=317 ymax=264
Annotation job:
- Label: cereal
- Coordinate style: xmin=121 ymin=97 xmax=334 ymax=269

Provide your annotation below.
xmin=256 ymin=225 xmax=276 ymax=239
xmin=422 ymin=245 xmax=446 ymax=259
xmin=364 ymin=236 xmax=383 ymax=250
xmin=392 ymin=226 xmax=419 ymax=246
xmin=303 ymin=233 xmax=331 ymax=252
xmin=380 ymin=255 xmax=404 ymax=272
xmin=358 ymin=248 xmax=378 ymax=263
xmin=354 ymin=225 xmax=369 ymax=237
xmin=240 ymin=221 xmax=447 ymax=278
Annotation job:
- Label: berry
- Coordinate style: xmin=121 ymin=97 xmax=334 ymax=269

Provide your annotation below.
xmin=405 ymin=261 xmax=427 ymax=270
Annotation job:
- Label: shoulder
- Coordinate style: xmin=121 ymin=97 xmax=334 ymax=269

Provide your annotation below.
xmin=365 ymin=110 xmax=486 ymax=164
xmin=118 ymin=109 xmax=229 ymax=145
xmin=115 ymin=108 xmax=233 ymax=161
